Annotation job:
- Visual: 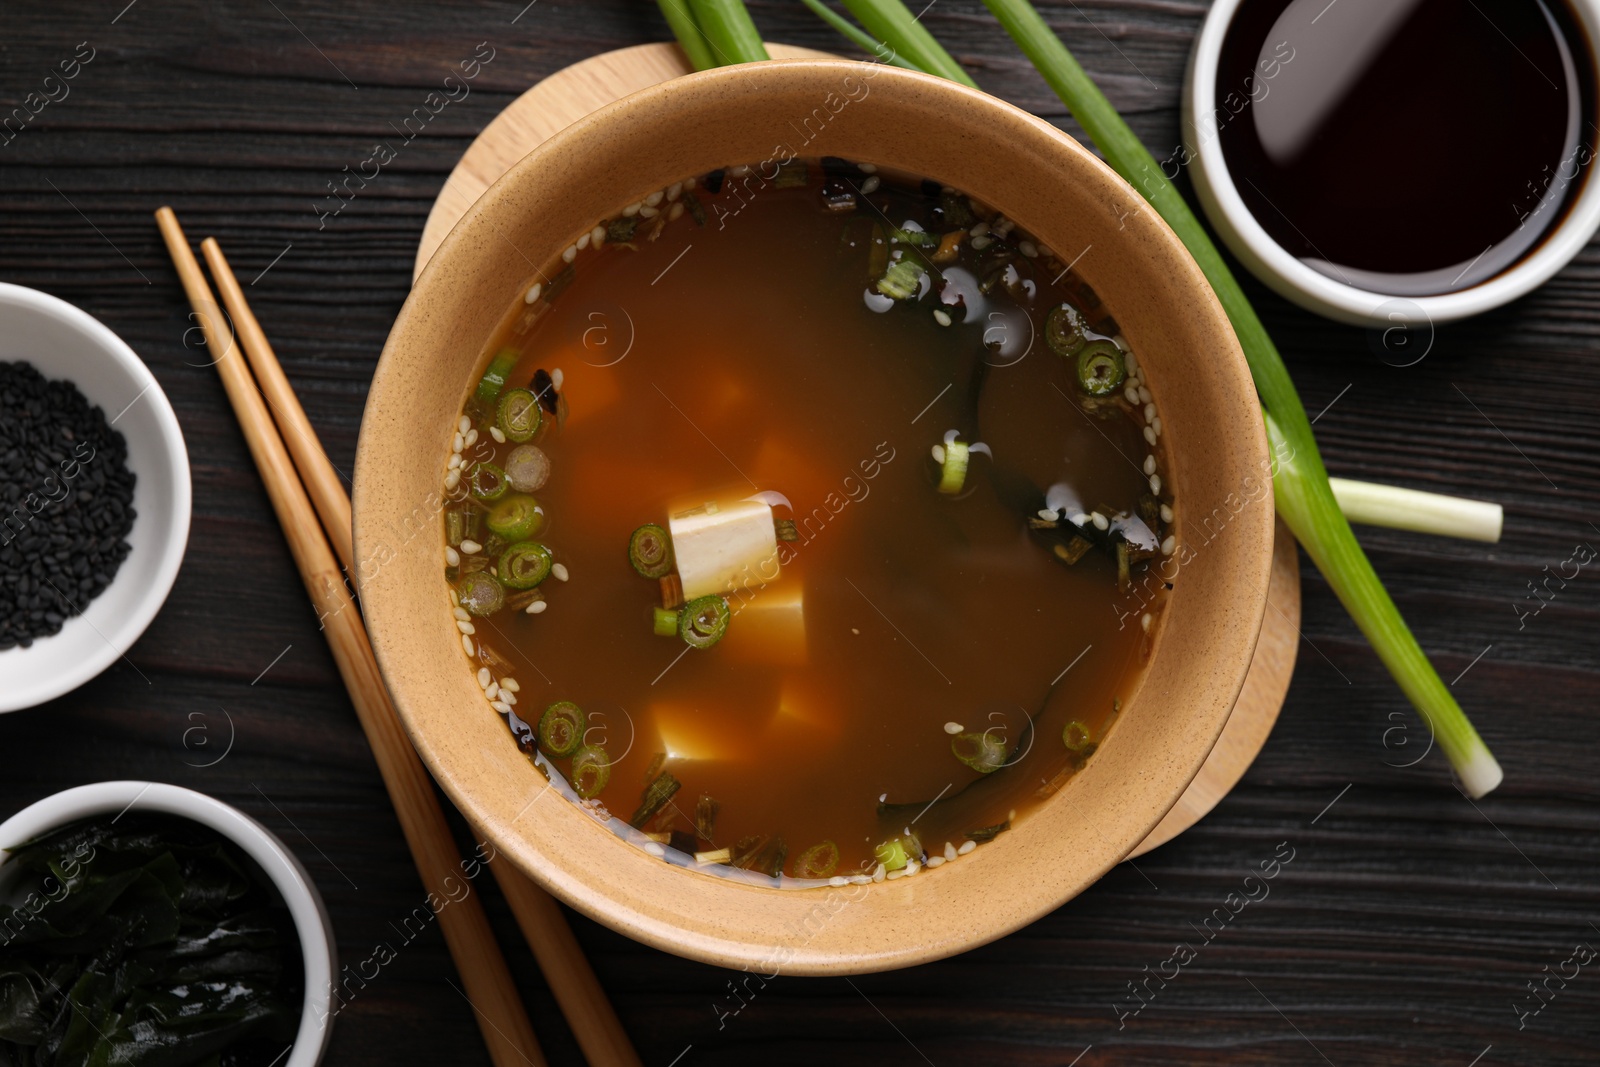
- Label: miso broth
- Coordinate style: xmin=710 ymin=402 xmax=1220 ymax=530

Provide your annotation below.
xmin=441 ymin=159 xmax=1176 ymax=886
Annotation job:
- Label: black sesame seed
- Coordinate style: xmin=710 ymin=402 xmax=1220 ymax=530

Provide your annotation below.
xmin=0 ymin=361 xmax=136 ymax=647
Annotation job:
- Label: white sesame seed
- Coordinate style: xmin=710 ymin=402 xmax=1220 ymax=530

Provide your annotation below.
xmin=492 ymin=700 xmax=512 ymax=713
xmin=861 ymin=175 xmax=881 ymax=195
xmin=970 ymin=235 xmax=992 ymax=250
xmin=1143 ymin=402 xmax=1156 ymax=421
xmin=1018 ymin=240 xmax=1038 ymax=258
xmin=944 ymin=722 xmax=963 ymax=735
xmin=459 ymin=539 xmax=482 ymax=555
xmin=872 ymin=864 xmax=886 ymax=882
xmin=646 ymin=190 xmax=664 ymax=207
xmin=1160 ymin=503 xmax=1173 ymax=523
xmin=858 ymin=162 xmax=878 ymax=173
xmin=1141 ymin=612 xmax=1153 ymax=633
xmin=562 ymin=245 xmax=577 ymax=263
xmin=667 ymin=181 xmax=683 ymax=201
xmin=931 ymin=444 xmax=946 ymax=464
xmin=461 ymin=634 xmax=475 ymax=656
xmin=1091 ymin=511 xmax=1109 ymax=531
xmin=684 ymin=176 xmax=697 ymax=190
xmin=1124 ymin=385 xmax=1140 ymax=405
xmin=944 ymin=841 xmax=958 ymax=861
xmin=829 ymin=875 xmax=848 ymax=887
xmin=1161 ymin=535 xmax=1176 ymax=555
xmin=1152 ymin=416 xmax=1163 ymax=436
xmin=849 ymin=874 xmax=871 ymax=885
xmin=904 ymin=861 xmax=920 ymax=876
xmin=455 ymin=607 xmax=471 ymax=622
xmin=638 ymin=205 xmax=659 ymax=218
xmin=669 ymin=201 xmax=684 ymax=221
xmin=933 ymin=308 xmax=952 ymax=327
xmin=489 ymin=426 xmax=506 ymax=444
xmin=623 ymin=201 xmax=641 ymax=217
xmin=449 ymin=589 xmax=460 ymax=606
xmin=926 ymin=856 xmax=945 ymax=868
xmin=524 ymin=282 xmax=542 ymax=304
xmin=1125 ymin=350 xmax=1140 ymax=376
xmin=458 ymin=416 xmax=472 ymax=434
xmin=551 ymin=367 xmax=564 ymax=390
xmin=445 ymin=469 xmax=461 ymax=490
xmin=500 ymin=677 xmax=518 ymax=692
xmin=477 ymin=667 xmax=491 ymax=687
xmin=501 ymin=690 xmax=517 ymax=705
xmin=1038 ymin=243 xmax=1054 ymax=257
xmin=958 ymin=841 xmax=976 ymax=855
xmin=642 ymin=841 xmax=666 ymax=858
xmin=452 ymin=432 xmax=464 ymax=453
xmin=887 ymin=868 xmax=907 ymax=880
xmin=969 ymin=221 xmax=990 ymax=237
xmin=464 ymin=428 xmax=478 ymax=447
xmin=457 ymin=620 xmax=475 ymax=635
xmin=1038 ymin=508 xmax=1057 ymax=521
xmin=1143 ymin=455 xmax=1156 ymax=476
xmin=995 ymin=217 xmax=1014 ymax=235
xmin=1070 ymin=512 xmax=1090 ymax=526
xmin=576 ymin=232 xmax=590 ymax=251
xmin=448 ymin=453 xmax=462 ymax=470
xmin=552 ymin=563 xmax=569 ymax=582
xmin=527 ymin=600 xmax=547 ymax=614
xmin=1138 ymin=385 xmax=1152 ymax=404
xmin=1144 ymin=426 xmax=1157 ymax=446
xmin=485 ymin=681 xmax=498 ymax=699
xmin=1150 ymin=474 xmax=1162 ymax=494
xmin=730 ymin=164 xmax=751 ymax=177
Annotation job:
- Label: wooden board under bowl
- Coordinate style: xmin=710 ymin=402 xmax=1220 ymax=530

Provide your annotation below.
xmin=412 ymin=41 xmax=1301 ymax=858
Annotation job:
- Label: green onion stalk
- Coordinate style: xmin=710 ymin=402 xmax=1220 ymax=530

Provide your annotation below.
xmin=659 ymin=0 xmax=1502 ymax=796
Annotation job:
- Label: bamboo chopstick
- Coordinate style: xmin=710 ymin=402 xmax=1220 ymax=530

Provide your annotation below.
xmin=198 ymin=237 xmax=644 ymax=1067
xmin=155 ymin=207 xmax=547 ymax=1067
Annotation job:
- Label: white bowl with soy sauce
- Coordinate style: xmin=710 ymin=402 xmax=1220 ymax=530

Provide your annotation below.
xmin=0 ymin=781 xmax=336 ymax=1065
xmin=1185 ymin=0 xmax=1600 ymax=327
xmin=0 ymin=283 xmax=191 ymax=712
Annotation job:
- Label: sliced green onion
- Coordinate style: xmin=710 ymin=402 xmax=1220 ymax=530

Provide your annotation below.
xmin=951 ymin=730 xmax=1005 ymax=773
xmin=653 ymin=606 xmax=681 ymax=636
xmin=445 ymin=510 xmax=465 ymax=547
xmin=1062 ymin=720 xmax=1092 ymax=752
xmin=504 ymin=444 xmax=551 ymax=492
xmin=938 ymin=438 xmax=970 ymax=495
xmin=965 ymin=819 xmax=1010 ymax=843
xmin=498 ymin=387 xmax=542 ymax=442
xmin=1045 ymin=303 xmax=1088 ymax=357
xmin=873 ymin=837 xmax=908 ymax=871
xmin=607 ymin=216 xmax=639 ymax=242
xmin=499 ymin=541 xmax=553 ymax=589
xmin=486 ymin=493 xmax=546 ymax=540
xmin=794 ymin=840 xmax=841 ymax=878
xmin=679 ymin=594 xmax=730 ymax=649
xmin=1075 ymin=340 xmax=1125 ymax=397
xmin=468 ymin=461 xmax=510 ymax=502
xmin=773 ymin=160 xmax=809 ymax=188
xmin=475 ymin=348 xmax=517 ymax=407
xmin=940 ymin=190 xmax=975 ymax=228
xmin=629 ymin=523 xmax=674 ymax=579
xmin=876 ymin=253 xmax=926 ymax=300
xmin=695 ymin=794 xmax=720 ymax=840
xmin=888 ymin=225 xmax=939 ymax=249
xmin=539 ymin=701 xmax=586 ymax=757
xmin=570 ymin=743 xmax=611 ymax=797
xmin=630 ymin=771 xmax=682 ymax=828
xmin=656 ymin=0 xmax=716 ymax=70
xmin=456 ymin=571 xmax=505 ymax=617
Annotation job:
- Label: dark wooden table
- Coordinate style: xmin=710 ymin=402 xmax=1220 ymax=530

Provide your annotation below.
xmin=4 ymin=2 xmax=1598 ymax=1064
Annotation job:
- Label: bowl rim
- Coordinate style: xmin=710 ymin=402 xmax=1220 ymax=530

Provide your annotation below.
xmin=0 ymin=781 xmax=335 ymax=1065
xmin=0 ymin=282 xmax=192 ymax=713
xmin=357 ymin=58 xmax=1273 ymax=974
xmin=1184 ymin=0 xmax=1600 ymax=327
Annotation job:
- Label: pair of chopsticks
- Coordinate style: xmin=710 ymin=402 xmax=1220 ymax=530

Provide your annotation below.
xmin=154 ymin=208 xmax=642 ymax=1067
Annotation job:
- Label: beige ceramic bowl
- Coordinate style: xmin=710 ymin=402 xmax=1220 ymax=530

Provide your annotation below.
xmin=354 ymin=60 xmax=1272 ymax=974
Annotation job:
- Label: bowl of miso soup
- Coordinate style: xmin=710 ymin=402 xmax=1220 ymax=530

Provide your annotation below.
xmin=354 ymin=60 xmax=1275 ymax=973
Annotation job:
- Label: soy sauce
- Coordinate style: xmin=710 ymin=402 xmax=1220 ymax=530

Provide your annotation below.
xmin=1216 ymin=0 xmax=1596 ymax=295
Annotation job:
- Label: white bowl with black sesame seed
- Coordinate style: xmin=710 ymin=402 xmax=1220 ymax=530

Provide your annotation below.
xmin=0 ymin=283 xmax=190 ymax=712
